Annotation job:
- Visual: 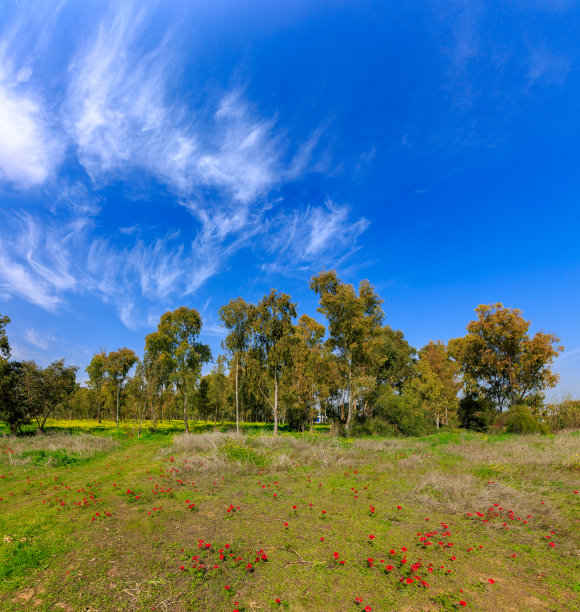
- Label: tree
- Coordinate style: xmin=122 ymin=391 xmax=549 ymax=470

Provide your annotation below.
xmin=0 ymin=315 xmax=10 ymax=359
xmin=207 ymin=355 xmax=229 ymax=425
xmin=252 ymin=290 xmax=297 ymax=435
xmin=125 ymin=363 xmax=147 ymax=436
xmin=311 ymin=270 xmax=384 ymax=433
xmin=449 ymin=304 xmax=564 ymax=412
xmin=106 ymin=348 xmax=139 ymax=428
xmin=376 ymin=327 xmax=417 ymax=394
xmin=0 ymin=361 xmax=26 ymax=434
xmin=86 ymin=351 xmax=108 ymax=423
xmin=218 ymin=297 xmax=253 ymax=433
xmin=21 ymin=359 xmax=78 ymax=432
xmin=142 ymin=349 xmax=170 ymax=425
xmin=145 ymin=307 xmax=211 ymax=433
xmin=287 ymin=314 xmax=327 ymax=431
xmin=412 ymin=341 xmax=460 ymax=428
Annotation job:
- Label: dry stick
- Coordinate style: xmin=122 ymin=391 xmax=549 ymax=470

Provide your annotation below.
xmin=277 ymin=547 xmax=325 ymax=565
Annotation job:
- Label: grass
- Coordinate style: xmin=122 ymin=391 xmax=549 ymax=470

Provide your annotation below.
xmin=0 ymin=423 xmax=578 ymax=611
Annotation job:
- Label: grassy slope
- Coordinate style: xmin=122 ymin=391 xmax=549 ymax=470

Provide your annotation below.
xmin=0 ymin=423 xmax=578 ymax=611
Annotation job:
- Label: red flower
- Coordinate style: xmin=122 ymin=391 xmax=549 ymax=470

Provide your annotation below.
xmin=459 ymin=601 xmax=467 ymax=607
xmin=365 ymin=607 xmax=372 ymax=612
xmin=354 ymin=596 xmax=363 ymax=604
xmin=275 ymin=598 xmax=281 ymax=604
xmin=333 ymin=552 xmax=340 ymax=559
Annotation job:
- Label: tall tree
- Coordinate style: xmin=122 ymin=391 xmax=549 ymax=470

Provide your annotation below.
xmin=412 ymin=341 xmax=460 ymax=428
xmin=0 ymin=315 xmax=10 ymax=359
xmin=288 ymin=314 xmax=327 ymax=431
xmin=376 ymin=327 xmax=417 ymax=393
xmin=86 ymin=351 xmax=108 ymax=423
xmin=126 ymin=363 xmax=147 ymax=436
xmin=145 ymin=307 xmax=211 ymax=433
xmin=142 ymin=350 xmax=170 ymax=425
xmin=252 ymin=290 xmax=297 ymax=435
xmin=449 ymin=303 xmax=564 ymax=412
xmin=21 ymin=360 xmax=78 ymax=432
xmin=106 ymin=348 xmax=139 ymax=428
xmin=218 ymin=297 xmax=253 ymax=433
xmin=208 ymin=355 xmax=229 ymax=425
xmin=311 ymin=271 xmax=384 ymax=433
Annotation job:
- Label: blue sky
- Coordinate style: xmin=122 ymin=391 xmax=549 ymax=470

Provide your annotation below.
xmin=0 ymin=0 xmax=578 ymax=398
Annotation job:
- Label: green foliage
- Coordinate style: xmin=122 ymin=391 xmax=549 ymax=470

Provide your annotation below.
xmin=498 ymin=404 xmax=550 ymax=434
xmin=545 ymin=399 xmax=580 ymax=431
xmin=311 ymin=270 xmax=385 ymax=432
xmin=449 ymin=303 xmax=563 ymax=412
xmin=0 ymin=314 xmax=10 ymax=359
xmin=217 ymin=439 xmax=265 ymax=466
xmin=372 ymin=388 xmax=434 ymax=436
xmin=20 ymin=449 xmax=82 ymax=467
xmin=458 ymin=393 xmax=496 ymax=431
xmin=351 ymin=418 xmax=398 ymax=437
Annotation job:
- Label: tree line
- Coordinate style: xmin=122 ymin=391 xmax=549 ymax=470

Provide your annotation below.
xmin=1 ymin=271 xmax=576 ymax=436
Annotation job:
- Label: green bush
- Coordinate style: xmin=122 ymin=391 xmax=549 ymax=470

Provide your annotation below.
xmin=370 ymin=389 xmax=434 ymax=437
xmin=218 ymin=439 xmax=266 ymax=466
xmin=500 ymin=405 xmax=550 ymax=434
xmin=351 ymin=418 xmax=399 ymax=437
xmin=545 ymin=400 xmax=580 ymax=431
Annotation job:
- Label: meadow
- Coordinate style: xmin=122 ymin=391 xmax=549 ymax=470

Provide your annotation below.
xmin=0 ymin=421 xmax=578 ymax=611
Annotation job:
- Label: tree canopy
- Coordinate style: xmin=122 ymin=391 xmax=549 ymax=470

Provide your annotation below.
xmin=449 ymin=303 xmax=564 ymax=412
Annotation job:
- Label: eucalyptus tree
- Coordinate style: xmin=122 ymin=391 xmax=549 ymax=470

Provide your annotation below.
xmin=0 ymin=315 xmax=10 ymax=358
xmin=218 ymin=297 xmax=253 ymax=433
xmin=142 ymin=349 xmax=170 ymax=424
xmin=311 ymin=270 xmax=384 ymax=433
xmin=252 ymin=290 xmax=297 ymax=435
xmin=449 ymin=304 xmax=563 ymax=412
xmin=86 ymin=350 xmax=108 ymax=423
xmin=412 ymin=341 xmax=460 ymax=428
xmin=287 ymin=314 xmax=327 ymax=431
xmin=145 ymin=307 xmax=211 ymax=433
xmin=106 ymin=348 xmax=139 ymax=428
xmin=208 ymin=355 xmax=229 ymax=425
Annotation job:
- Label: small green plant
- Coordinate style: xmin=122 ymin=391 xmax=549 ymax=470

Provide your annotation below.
xmin=217 ymin=439 xmax=265 ymax=466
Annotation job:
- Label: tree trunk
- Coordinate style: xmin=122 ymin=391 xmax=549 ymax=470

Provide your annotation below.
xmin=346 ymin=366 xmax=354 ymax=433
xmin=273 ymin=376 xmax=278 ymax=436
xmin=116 ymin=382 xmax=120 ymax=428
xmin=310 ymin=381 xmax=315 ymax=432
xmin=235 ymin=354 xmax=240 ymax=434
xmin=183 ymin=391 xmax=189 ymax=434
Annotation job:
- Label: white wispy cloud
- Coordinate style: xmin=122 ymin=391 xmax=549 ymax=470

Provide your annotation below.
xmin=557 ymin=346 xmax=580 ymax=365
xmin=65 ymin=5 xmax=298 ymax=205
xmin=0 ymin=2 xmax=367 ymax=332
xmin=24 ymin=328 xmax=56 ymax=351
xmin=0 ymin=77 xmax=63 ymax=186
xmin=260 ymin=200 xmax=369 ymax=276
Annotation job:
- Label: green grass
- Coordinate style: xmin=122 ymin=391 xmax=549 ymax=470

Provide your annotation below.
xmin=0 ymin=423 xmax=578 ymax=611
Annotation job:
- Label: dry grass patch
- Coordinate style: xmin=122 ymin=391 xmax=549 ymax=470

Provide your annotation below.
xmin=0 ymin=433 xmax=118 ymax=466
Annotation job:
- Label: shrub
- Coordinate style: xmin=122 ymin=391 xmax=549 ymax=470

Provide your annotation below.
xmin=545 ymin=399 xmax=580 ymax=431
xmin=351 ymin=418 xmax=398 ymax=437
xmin=499 ymin=405 xmax=550 ymax=434
xmin=371 ymin=389 xmax=434 ymax=437
xmin=217 ymin=439 xmax=265 ymax=466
